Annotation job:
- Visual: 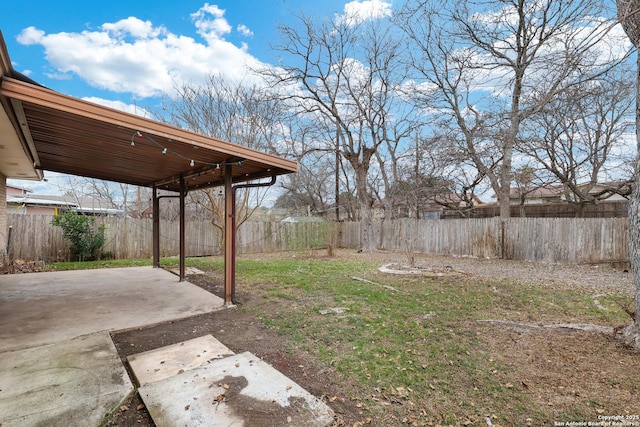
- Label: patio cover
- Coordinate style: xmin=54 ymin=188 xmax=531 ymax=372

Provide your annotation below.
xmin=0 ymin=31 xmax=298 ymax=304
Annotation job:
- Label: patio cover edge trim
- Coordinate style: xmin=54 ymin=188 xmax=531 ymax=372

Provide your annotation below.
xmin=0 ymin=76 xmax=298 ymax=174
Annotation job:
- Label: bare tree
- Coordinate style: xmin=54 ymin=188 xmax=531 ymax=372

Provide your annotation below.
xmin=63 ymin=176 xmax=130 ymax=215
xmin=274 ymin=114 xmax=346 ymax=218
xmin=616 ymin=0 xmax=640 ymax=349
xmin=161 ymin=75 xmax=285 ymax=249
xmin=427 ymin=127 xmax=491 ymax=218
xmin=261 ymin=11 xmax=412 ymax=251
xmin=165 ymin=74 xmax=287 ymax=156
xmin=398 ymin=0 xmax=627 ymax=220
xmin=380 ymin=133 xmax=459 ymax=219
xmin=520 ymin=66 xmax=635 ymax=216
xmin=275 ymin=153 xmax=335 ymax=216
xmin=187 ymin=186 xmax=253 ymax=253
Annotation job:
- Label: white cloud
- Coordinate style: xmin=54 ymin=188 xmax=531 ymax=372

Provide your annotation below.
xmin=191 ymin=3 xmax=232 ymax=43
xmin=102 ymin=17 xmax=165 ymax=39
xmin=337 ymin=0 xmax=392 ymax=26
xmin=16 ymin=5 xmax=265 ymax=99
xmin=237 ymin=24 xmax=254 ymax=37
xmin=45 ymin=71 xmax=72 ymax=80
xmin=16 ymin=26 xmax=45 ymax=44
xmin=82 ymin=97 xmax=151 ymax=117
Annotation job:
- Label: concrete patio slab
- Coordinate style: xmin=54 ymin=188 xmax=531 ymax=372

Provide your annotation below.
xmin=0 ymin=331 xmax=133 ymax=427
xmin=138 ymin=351 xmax=334 ymax=427
xmin=128 ymin=334 xmax=234 ymax=386
xmin=0 ymin=266 xmax=224 ymax=351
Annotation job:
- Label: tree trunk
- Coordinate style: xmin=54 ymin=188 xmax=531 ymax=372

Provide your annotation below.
xmin=356 ymin=164 xmax=376 ymax=252
xmin=498 ymin=186 xmax=511 ymax=219
xmin=621 ymin=54 xmax=640 ymax=349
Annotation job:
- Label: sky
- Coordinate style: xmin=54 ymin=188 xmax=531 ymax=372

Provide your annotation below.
xmin=2 ymin=0 xmax=632 ymax=200
xmin=2 ymin=0 xmax=393 ymax=194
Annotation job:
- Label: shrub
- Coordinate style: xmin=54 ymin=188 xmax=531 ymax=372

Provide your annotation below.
xmin=51 ymin=212 xmax=106 ymax=261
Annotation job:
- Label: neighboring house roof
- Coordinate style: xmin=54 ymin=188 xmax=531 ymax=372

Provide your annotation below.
xmin=506 ymin=182 xmax=631 ymax=202
xmin=420 ymin=193 xmax=483 ymax=213
xmin=576 ymin=181 xmax=631 ymax=194
xmin=7 ymin=193 xmax=124 ymax=215
xmin=509 ymin=186 xmax=561 ymax=199
xmin=6 ymin=184 xmax=32 ymax=194
xmin=7 ymin=195 xmax=76 ymax=208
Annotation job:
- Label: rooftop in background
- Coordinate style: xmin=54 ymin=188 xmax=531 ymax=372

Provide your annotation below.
xmin=6 ymin=184 xmax=123 ymax=215
xmin=506 ymin=182 xmax=631 ymax=204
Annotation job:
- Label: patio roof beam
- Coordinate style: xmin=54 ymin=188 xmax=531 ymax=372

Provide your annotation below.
xmin=152 ymin=166 xmax=276 ymax=193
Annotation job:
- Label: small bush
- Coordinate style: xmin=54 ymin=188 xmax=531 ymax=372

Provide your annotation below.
xmin=51 ymin=212 xmax=106 ymax=261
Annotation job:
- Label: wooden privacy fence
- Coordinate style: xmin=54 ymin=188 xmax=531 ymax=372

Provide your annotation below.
xmin=6 ymin=214 xmax=333 ymax=261
xmin=341 ymin=217 xmax=630 ymax=264
xmin=6 ymin=214 xmax=630 ymax=265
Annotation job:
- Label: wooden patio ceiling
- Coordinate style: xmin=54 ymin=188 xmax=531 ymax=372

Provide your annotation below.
xmin=0 ymin=76 xmax=297 ymax=193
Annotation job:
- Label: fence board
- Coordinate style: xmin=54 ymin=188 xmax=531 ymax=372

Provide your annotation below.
xmin=6 ymin=214 xmax=630 ymax=265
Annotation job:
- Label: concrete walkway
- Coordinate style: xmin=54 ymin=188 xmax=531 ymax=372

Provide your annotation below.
xmin=0 ymin=267 xmax=225 ymax=426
